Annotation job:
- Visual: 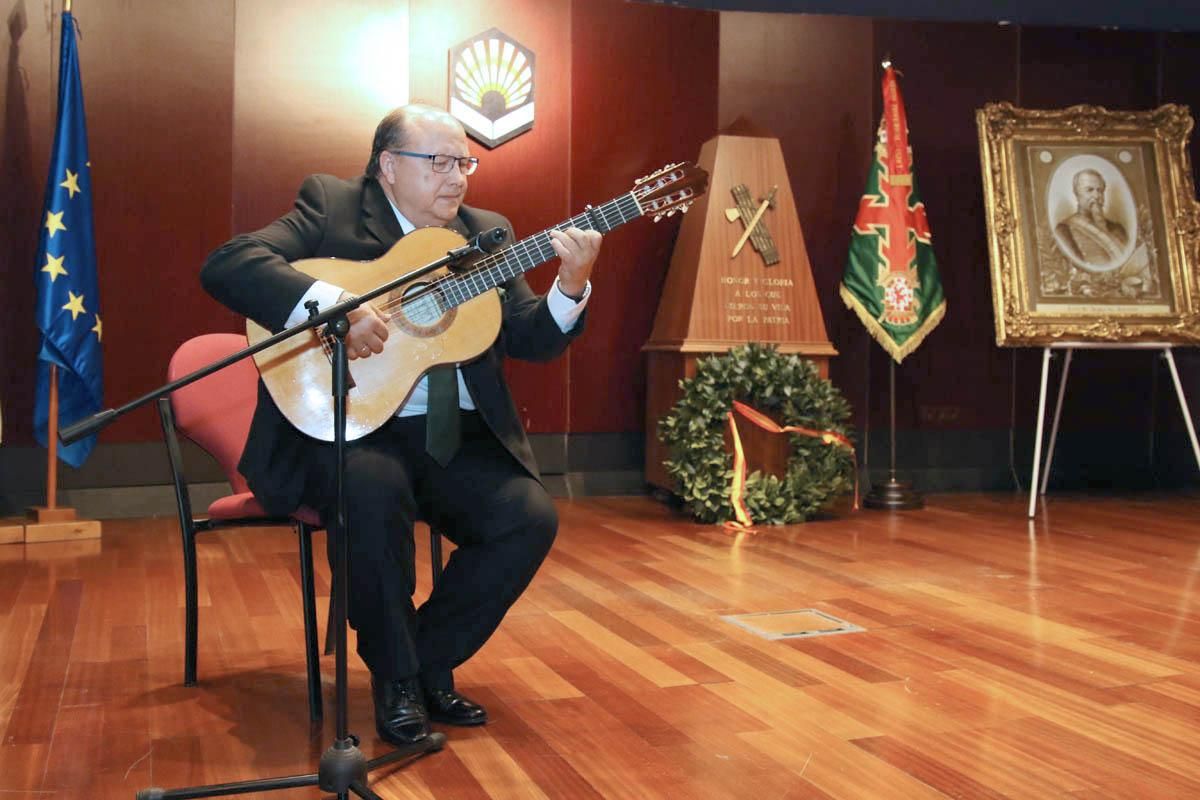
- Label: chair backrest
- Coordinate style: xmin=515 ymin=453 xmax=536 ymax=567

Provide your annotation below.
xmin=167 ymin=333 xmax=260 ymax=495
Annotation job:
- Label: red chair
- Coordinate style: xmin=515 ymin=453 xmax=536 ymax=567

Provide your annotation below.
xmin=158 ymin=333 xmax=324 ymax=722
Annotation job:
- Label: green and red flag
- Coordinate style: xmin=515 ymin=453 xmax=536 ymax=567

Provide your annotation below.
xmin=841 ymin=64 xmax=945 ymax=363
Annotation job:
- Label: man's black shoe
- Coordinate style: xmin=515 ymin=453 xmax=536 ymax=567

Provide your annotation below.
xmin=371 ymin=675 xmax=430 ymax=745
xmin=424 ymin=688 xmax=488 ymax=726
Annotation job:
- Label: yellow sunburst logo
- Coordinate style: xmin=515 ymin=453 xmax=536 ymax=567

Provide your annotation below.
xmin=449 ymin=28 xmax=535 ymax=149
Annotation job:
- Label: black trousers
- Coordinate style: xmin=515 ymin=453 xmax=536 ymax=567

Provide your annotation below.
xmin=304 ymin=411 xmax=557 ymax=690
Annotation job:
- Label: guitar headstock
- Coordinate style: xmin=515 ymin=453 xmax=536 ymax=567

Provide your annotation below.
xmin=632 ymin=162 xmax=709 ymax=222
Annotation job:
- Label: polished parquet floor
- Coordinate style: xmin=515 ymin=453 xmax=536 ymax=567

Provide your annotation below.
xmin=2 ymin=492 xmax=1200 ymax=799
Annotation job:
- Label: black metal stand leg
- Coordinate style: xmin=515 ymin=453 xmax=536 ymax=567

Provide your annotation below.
xmin=137 ymin=772 xmax=319 ymax=799
xmin=349 ymin=780 xmax=385 ymax=799
xmin=330 ymin=316 xmax=353 ymax=748
xmin=298 ymin=523 xmax=323 ymax=722
xmin=135 ymin=309 xmax=445 ymax=800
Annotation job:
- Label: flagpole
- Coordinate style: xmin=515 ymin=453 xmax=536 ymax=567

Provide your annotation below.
xmin=37 ymin=0 xmax=67 ymax=517
xmin=46 ymin=366 xmax=59 ymax=509
xmin=41 ymin=0 xmax=68 ymax=511
xmin=889 ymin=359 xmax=896 ymax=479
xmin=864 ymin=359 xmax=923 ymax=509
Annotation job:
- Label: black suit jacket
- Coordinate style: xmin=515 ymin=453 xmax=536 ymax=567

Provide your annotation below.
xmin=201 ymin=174 xmax=584 ymax=516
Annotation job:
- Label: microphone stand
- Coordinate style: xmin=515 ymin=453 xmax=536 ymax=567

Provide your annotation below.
xmin=60 ymin=227 xmax=509 ymax=800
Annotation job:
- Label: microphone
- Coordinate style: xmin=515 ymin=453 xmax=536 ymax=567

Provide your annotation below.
xmin=448 ymin=226 xmax=508 ymax=261
xmin=474 ymin=226 xmax=509 ymax=254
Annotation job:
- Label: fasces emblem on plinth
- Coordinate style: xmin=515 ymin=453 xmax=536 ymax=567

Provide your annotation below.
xmin=726 ymin=183 xmax=779 ymax=265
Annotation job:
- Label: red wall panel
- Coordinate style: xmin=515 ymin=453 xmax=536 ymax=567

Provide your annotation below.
xmin=0 ymin=1 xmax=52 ymax=446
xmin=409 ymin=0 xmax=573 ymax=433
xmin=87 ymin=2 xmax=237 ymax=442
xmin=232 ymin=0 xmax=406 ymax=234
xmin=569 ymin=0 xmax=720 ymax=433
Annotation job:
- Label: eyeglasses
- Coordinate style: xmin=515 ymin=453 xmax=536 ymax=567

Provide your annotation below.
xmin=388 ymin=150 xmax=479 ymax=176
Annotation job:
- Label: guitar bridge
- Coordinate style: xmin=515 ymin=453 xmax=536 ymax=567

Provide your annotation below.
xmin=316 ymin=331 xmax=357 ymax=390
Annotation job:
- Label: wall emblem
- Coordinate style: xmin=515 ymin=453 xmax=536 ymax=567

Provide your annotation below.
xmin=449 ymin=28 xmax=535 ymax=149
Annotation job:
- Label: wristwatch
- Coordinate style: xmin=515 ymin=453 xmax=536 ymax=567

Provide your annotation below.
xmin=556 ymin=276 xmax=590 ymax=303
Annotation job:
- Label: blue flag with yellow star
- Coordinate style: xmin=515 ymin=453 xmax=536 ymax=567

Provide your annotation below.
xmin=35 ymin=11 xmax=102 ymax=467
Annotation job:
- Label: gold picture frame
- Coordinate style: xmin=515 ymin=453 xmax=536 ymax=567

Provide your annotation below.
xmin=976 ymin=102 xmax=1200 ymax=345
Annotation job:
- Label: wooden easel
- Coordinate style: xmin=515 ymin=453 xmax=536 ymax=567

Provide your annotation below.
xmin=643 ymin=132 xmax=836 ymax=490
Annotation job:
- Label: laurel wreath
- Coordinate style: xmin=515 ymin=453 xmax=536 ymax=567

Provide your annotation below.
xmin=657 ymin=343 xmax=857 ymax=525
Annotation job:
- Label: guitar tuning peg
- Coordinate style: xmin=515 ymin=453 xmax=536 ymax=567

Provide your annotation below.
xmin=636 ymin=163 xmax=675 ymax=185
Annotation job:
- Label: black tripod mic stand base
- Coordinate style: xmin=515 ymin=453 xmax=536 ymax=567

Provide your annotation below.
xmin=134 ymin=733 xmax=446 ymax=800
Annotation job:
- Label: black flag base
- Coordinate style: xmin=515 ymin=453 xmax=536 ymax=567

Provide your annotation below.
xmin=864 ymin=477 xmax=924 ymax=510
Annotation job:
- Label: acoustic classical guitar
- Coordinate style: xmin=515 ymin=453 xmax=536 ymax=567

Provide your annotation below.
xmin=247 ymin=162 xmax=709 ymax=441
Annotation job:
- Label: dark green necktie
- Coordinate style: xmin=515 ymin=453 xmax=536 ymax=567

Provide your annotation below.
xmin=425 ymin=365 xmax=461 ymax=466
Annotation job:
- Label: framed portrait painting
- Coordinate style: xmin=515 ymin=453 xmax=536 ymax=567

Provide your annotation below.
xmin=976 ymin=103 xmax=1200 ymax=345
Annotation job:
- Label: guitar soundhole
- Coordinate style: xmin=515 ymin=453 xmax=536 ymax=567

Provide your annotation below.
xmin=392 ymin=280 xmax=457 ymax=338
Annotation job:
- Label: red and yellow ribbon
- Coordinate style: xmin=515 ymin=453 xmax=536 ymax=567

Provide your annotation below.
xmin=725 ymin=400 xmax=859 ymax=532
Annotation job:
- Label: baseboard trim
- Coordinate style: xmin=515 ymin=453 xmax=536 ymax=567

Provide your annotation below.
xmin=3 ymin=425 xmax=1195 ymax=518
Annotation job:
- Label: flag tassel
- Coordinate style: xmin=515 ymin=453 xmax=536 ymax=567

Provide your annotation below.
xmin=840 ymin=284 xmax=946 ymax=364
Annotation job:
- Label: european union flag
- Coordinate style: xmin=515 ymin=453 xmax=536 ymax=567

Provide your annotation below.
xmin=34 ymin=10 xmax=102 ymax=467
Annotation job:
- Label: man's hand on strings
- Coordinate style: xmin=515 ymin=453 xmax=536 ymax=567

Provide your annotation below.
xmin=340 ymin=292 xmax=391 ymax=360
xmin=550 ymin=227 xmax=602 ymax=299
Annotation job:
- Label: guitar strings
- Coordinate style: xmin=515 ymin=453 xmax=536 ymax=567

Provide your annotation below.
xmin=310 ymin=193 xmax=642 ymax=354
xmin=373 ymin=195 xmax=638 ymax=318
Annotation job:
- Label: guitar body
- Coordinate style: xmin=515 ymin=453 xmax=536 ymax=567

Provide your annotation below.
xmin=247 ymin=227 xmax=502 ymax=442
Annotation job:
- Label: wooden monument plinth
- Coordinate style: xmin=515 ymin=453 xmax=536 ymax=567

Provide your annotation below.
xmin=644 ymin=133 xmax=837 ymax=491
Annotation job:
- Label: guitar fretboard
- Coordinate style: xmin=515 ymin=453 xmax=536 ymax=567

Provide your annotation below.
xmin=433 ymin=192 xmax=643 ymax=310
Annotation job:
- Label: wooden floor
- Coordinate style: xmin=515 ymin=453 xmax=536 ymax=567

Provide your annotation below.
xmin=2 ymin=493 xmax=1200 ymax=799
